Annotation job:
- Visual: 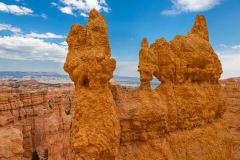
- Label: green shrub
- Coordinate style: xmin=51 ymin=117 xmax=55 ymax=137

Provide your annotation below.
xmin=32 ymin=150 xmax=40 ymax=160
xmin=42 ymin=148 xmax=48 ymax=160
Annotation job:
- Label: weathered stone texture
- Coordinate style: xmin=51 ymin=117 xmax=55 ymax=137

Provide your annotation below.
xmin=65 ymin=9 xmax=234 ymax=160
xmin=222 ymin=78 xmax=240 ymax=160
xmin=0 ymin=82 xmax=74 ymax=160
xmin=64 ymin=9 xmax=120 ymax=160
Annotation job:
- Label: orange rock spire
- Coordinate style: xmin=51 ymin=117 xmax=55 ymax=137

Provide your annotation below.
xmin=64 ymin=8 xmax=120 ymax=160
xmin=187 ymin=15 xmax=209 ymax=41
xmin=64 ymin=9 xmax=234 ymax=160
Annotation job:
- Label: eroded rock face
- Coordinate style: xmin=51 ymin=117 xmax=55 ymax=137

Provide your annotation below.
xmin=45 ymin=96 xmax=72 ymax=160
xmin=65 ymin=10 xmax=234 ymax=160
xmin=0 ymin=82 xmax=74 ymax=160
xmin=0 ymin=127 xmax=24 ymax=160
xmin=222 ymin=78 xmax=240 ymax=160
xmin=64 ymin=9 xmax=120 ymax=160
xmin=0 ymin=90 xmax=48 ymax=159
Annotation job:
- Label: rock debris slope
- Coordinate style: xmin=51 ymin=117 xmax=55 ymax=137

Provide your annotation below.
xmin=64 ymin=9 xmax=234 ymax=160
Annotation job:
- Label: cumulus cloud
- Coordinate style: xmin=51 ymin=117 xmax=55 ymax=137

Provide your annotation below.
xmin=216 ymin=44 xmax=240 ymax=79
xmin=0 ymin=2 xmax=33 ymax=15
xmin=25 ymin=32 xmax=65 ymax=39
xmin=0 ymin=24 xmax=67 ymax=62
xmin=60 ymin=6 xmax=75 ymax=15
xmin=52 ymin=0 xmax=110 ymax=17
xmin=0 ymin=36 xmax=67 ymax=62
xmin=162 ymin=0 xmax=222 ymax=15
xmin=0 ymin=24 xmax=22 ymax=33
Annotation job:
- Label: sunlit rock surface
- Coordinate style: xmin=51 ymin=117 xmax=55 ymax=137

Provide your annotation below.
xmin=65 ymin=9 xmax=234 ymax=160
xmin=64 ymin=9 xmax=120 ymax=160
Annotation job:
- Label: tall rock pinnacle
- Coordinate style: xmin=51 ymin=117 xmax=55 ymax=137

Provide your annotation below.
xmin=187 ymin=15 xmax=209 ymax=41
xmin=64 ymin=8 xmax=120 ymax=160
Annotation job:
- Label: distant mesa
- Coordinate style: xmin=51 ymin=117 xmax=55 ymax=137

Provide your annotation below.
xmin=0 ymin=71 xmax=61 ymax=77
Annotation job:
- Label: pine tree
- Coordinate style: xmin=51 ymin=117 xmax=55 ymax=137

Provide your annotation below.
xmin=32 ymin=150 xmax=40 ymax=160
xmin=42 ymin=149 xmax=48 ymax=160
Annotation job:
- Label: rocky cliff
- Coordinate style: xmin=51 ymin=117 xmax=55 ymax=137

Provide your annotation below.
xmin=0 ymin=82 xmax=74 ymax=160
xmin=222 ymin=78 xmax=240 ymax=159
xmin=0 ymin=90 xmax=47 ymax=160
xmin=64 ymin=9 xmax=234 ymax=160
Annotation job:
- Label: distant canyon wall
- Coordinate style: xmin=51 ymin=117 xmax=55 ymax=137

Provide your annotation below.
xmin=0 ymin=83 xmax=74 ymax=160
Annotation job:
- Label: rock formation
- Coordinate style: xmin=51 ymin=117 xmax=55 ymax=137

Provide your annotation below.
xmin=222 ymin=78 xmax=240 ymax=159
xmin=0 ymin=127 xmax=24 ymax=160
xmin=0 ymin=82 xmax=74 ymax=160
xmin=64 ymin=8 xmax=120 ymax=160
xmin=64 ymin=9 xmax=234 ymax=160
xmin=113 ymin=15 xmax=233 ymax=160
xmin=0 ymin=90 xmax=47 ymax=160
xmin=45 ymin=96 xmax=72 ymax=160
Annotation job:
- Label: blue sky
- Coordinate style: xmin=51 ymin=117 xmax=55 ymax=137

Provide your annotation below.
xmin=0 ymin=0 xmax=239 ymax=79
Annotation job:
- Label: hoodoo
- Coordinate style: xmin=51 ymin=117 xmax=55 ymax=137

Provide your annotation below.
xmin=64 ymin=9 xmax=120 ymax=160
xmin=64 ymin=9 xmax=234 ymax=160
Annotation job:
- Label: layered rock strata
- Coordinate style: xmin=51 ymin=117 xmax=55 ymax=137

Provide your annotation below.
xmin=45 ymin=96 xmax=72 ymax=160
xmin=65 ymin=9 xmax=234 ymax=160
xmin=0 ymin=91 xmax=47 ymax=160
xmin=0 ymin=83 xmax=74 ymax=160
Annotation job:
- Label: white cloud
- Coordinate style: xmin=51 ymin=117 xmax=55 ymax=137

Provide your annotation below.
xmin=0 ymin=24 xmax=66 ymax=64
xmin=162 ymin=0 xmax=221 ymax=15
xmin=25 ymin=32 xmax=65 ymax=39
xmin=0 ymin=24 xmax=22 ymax=33
xmin=41 ymin=13 xmax=48 ymax=19
xmin=216 ymin=44 xmax=240 ymax=79
xmin=0 ymin=23 xmax=65 ymax=39
xmin=60 ymin=6 xmax=75 ymax=15
xmin=231 ymin=45 xmax=240 ymax=49
xmin=219 ymin=44 xmax=227 ymax=48
xmin=60 ymin=41 xmax=67 ymax=46
xmin=0 ymin=2 xmax=33 ymax=15
xmin=80 ymin=12 xmax=88 ymax=17
xmin=51 ymin=2 xmax=58 ymax=6
xmin=0 ymin=36 xmax=67 ymax=62
xmin=52 ymin=0 xmax=110 ymax=17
